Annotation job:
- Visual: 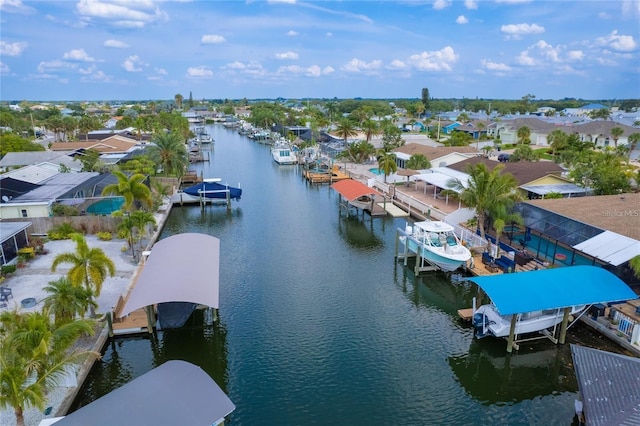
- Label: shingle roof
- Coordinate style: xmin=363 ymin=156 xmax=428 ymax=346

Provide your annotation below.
xmin=49 ymin=135 xmax=138 ymax=153
xmin=526 ymin=193 xmax=640 ymax=240
xmin=0 ymin=151 xmax=75 ymax=168
xmin=446 ymin=157 xmax=565 ymax=186
xmin=571 ymin=344 xmax=640 ymax=426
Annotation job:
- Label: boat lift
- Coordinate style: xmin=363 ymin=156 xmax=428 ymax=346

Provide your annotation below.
xmin=197 ymin=178 xmax=234 ymax=211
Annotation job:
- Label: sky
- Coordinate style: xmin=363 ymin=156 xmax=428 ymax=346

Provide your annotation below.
xmin=0 ymin=0 xmax=639 ymax=102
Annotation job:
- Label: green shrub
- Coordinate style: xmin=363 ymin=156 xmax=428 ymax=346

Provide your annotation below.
xmin=48 ymin=222 xmax=77 ymax=240
xmin=2 ymin=264 xmax=17 ymax=274
xmin=52 ymin=204 xmax=80 ymax=217
xmin=97 ymin=231 xmax=112 ymax=241
xmin=117 ymin=229 xmax=128 ymax=239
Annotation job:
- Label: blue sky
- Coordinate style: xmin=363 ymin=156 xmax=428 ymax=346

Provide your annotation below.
xmin=1 ymin=0 xmax=639 ymax=101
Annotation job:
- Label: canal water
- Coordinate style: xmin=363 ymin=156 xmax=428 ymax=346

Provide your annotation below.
xmin=72 ymin=124 xmax=622 ymax=425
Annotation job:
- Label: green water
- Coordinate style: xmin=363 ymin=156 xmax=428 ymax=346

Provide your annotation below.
xmin=71 ymin=125 xmax=624 ymax=425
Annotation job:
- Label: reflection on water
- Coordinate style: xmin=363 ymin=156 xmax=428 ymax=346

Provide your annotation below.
xmin=448 ymin=338 xmax=575 ymax=405
xmin=70 ymin=124 xmax=629 ymax=425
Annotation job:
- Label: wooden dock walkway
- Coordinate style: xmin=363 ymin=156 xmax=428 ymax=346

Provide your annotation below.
xmin=303 ymin=166 xmax=351 ymax=184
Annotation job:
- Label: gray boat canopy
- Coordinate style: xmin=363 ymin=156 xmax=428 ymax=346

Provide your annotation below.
xmin=120 ymin=233 xmax=220 ymax=317
xmin=53 ymin=360 xmax=235 ymax=426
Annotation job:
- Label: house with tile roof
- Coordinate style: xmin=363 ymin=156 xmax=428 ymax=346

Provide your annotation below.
xmin=49 ymin=134 xmax=140 ymax=154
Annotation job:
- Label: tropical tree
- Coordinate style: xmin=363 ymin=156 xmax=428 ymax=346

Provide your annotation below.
xmin=610 ymin=126 xmax=623 ymax=149
xmin=547 ymin=129 xmax=568 ymax=159
xmin=377 ymin=152 xmax=397 ymax=183
xmin=456 ymin=112 xmax=470 ymax=123
xmin=101 ymin=170 xmax=153 ymax=212
xmin=174 ymin=93 xmax=184 ymax=109
xmin=405 ymin=154 xmax=431 ymax=171
xmin=517 ymin=126 xmax=531 ymax=145
xmin=339 ymin=140 xmax=376 ymax=164
xmin=43 ymin=277 xmax=96 ymax=325
xmin=447 ymin=163 xmax=521 ymax=239
xmin=0 ymin=308 xmax=96 ymax=426
xmin=590 ymin=108 xmax=610 ymax=120
xmin=628 ymin=133 xmax=640 ymax=162
xmin=361 ymin=119 xmax=380 ymax=143
xmin=630 ymin=255 xmax=640 ymax=279
xmin=510 ymin=144 xmax=540 ymax=162
xmin=146 ymin=131 xmax=189 ymax=177
xmin=51 ymin=233 xmax=116 ymax=318
xmin=381 ymin=122 xmax=403 ymax=151
xmin=335 ymin=118 xmax=358 ymax=144
xmin=491 ymin=205 xmax=524 ymax=259
xmin=79 ymin=148 xmax=102 ymax=172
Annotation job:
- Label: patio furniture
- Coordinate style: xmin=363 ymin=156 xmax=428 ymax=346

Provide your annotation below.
xmin=0 ymin=287 xmax=12 ymax=302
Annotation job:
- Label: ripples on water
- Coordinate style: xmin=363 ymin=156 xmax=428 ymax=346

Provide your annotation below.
xmin=72 ymin=125 xmax=624 ymax=425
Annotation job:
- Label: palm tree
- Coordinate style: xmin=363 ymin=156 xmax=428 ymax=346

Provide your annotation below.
xmin=610 ymin=126 xmax=623 ymax=149
xmin=447 ymin=163 xmax=520 ymax=239
xmin=630 ymin=255 xmax=640 ymax=279
xmin=517 ymin=126 xmax=531 ymax=145
xmin=101 ymin=170 xmax=153 ymax=212
xmin=43 ymin=277 xmax=96 ymax=325
xmin=146 ymin=132 xmax=189 ymax=178
xmin=377 ymin=152 xmax=397 ymax=183
xmin=628 ymin=133 xmax=640 ymax=162
xmin=547 ymin=129 xmax=568 ymax=159
xmin=340 ymin=140 xmax=376 ymax=164
xmin=405 ymin=154 xmax=431 ymax=171
xmin=174 ymin=93 xmax=184 ymax=110
xmin=130 ymin=210 xmax=156 ymax=259
xmin=0 ymin=309 xmax=96 ymax=426
xmin=491 ymin=205 xmax=524 ymax=259
xmin=334 ymin=118 xmax=358 ymax=144
xmin=361 ymin=119 xmax=380 ymax=143
xmin=51 ymin=233 xmax=116 ymax=318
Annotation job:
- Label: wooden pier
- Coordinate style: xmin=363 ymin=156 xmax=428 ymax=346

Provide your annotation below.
xmin=304 ymin=166 xmax=351 ymax=184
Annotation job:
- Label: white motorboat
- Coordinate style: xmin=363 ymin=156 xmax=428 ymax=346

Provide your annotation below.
xmin=271 ymin=142 xmax=297 ymax=165
xmin=399 ymin=221 xmax=472 ymax=272
xmin=472 ymin=303 xmax=586 ymax=338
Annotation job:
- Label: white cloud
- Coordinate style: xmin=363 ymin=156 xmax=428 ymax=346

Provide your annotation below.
xmin=0 ymin=0 xmax=36 ymax=14
xmin=224 ymin=61 xmax=247 ymax=70
xmin=278 ymin=64 xmax=333 ymax=77
xmin=433 ymin=0 xmax=451 ymax=10
xmin=387 ymin=59 xmax=407 ymax=70
xmin=155 ymin=68 xmax=167 ymax=75
xmin=37 ymin=59 xmax=68 ymax=73
xmin=622 ymin=0 xmax=640 ymax=18
xmin=326 ymin=32 xmax=333 ymax=37
xmin=501 ymin=23 xmax=545 ymax=39
xmin=408 ymin=46 xmax=458 ymax=71
xmin=275 ymin=51 xmax=298 ymax=60
xmin=516 ymin=51 xmax=536 ymax=66
xmin=104 ymin=39 xmax=129 ymax=48
xmin=122 ymin=55 xmax=146 ymax=72
xmin=187 ymin=66 xmax=214 ymax=77
xmin=286 ymin=30 xmax=299 ymax=36
xmin=495 ymin=0 xmax=532 ymax=3
xmin=0 ymin=61 xmax=9 ymax=74
xmin=464 ymin=0 xmax=478 ymax=9
xmin=78 ymin=65 xmax=95 ymax=75
xmin=0 ymin=41 xmax=27 ymax=56
xmin=481 ymin=59 xmax=511 ymax=72
xmin=456 ymin=15 xmax=468 ymax=24
xmin=76 ymin=0 xmax=168 ymax=28
xmin=341 ymin=58 xmax=382 ymax=74
xmin=202 ymin=34 xmax=226 ymax=44
xmin=566 ymin=50 xmax=585 ymax=61
xmin=596 ymin=30 xmax=637 ymax=52
xmin=81 ymin=70 xmax=111 ymax=82
xmin=63 ymin=48 xmax=95 ymax=62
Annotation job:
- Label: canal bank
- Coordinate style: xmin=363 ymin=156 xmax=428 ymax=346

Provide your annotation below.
xmin=67 ymin=124 xmax=636 ymax=426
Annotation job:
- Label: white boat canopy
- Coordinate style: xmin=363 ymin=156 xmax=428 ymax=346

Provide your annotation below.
xmin=572 ymin=230 xmax=640 ymax=266
xmin=52 ymin=360 xmax=235 ymax=426
xmin=119 ymin=233 xmax=220 ymax=317
xmin=414 ymin=167 xmax=470 ymax=194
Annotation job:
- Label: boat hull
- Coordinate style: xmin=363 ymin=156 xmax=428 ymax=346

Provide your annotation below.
xmin=472 ymin=304 xmax=585 ymax=338
xmin=403 ymin=237 xmax=469 ymax=272
xmin=182 ymin=181 xmax=242 ymax=201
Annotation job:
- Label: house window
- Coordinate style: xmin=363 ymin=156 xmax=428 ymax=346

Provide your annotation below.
xmin=21 ymin=209 xmax=27 ymax=218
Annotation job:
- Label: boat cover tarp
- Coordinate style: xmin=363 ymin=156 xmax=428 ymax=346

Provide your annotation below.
xmin=157 ymin=301 xmax=197 ymax=329
xmin=468 ymin=265 xmax=637 ymax=315
xmin=331 ymin=179 xmax=378 ymax=201
xmin=570 ymin=344 xmax=640 ymax=426
xmin=184 ymin=181 xmax=242 ymax=200
xmin=119 ymin=233 xmax=220 ymax=317
xmin=54 ymin=360 xmax=235 ymax=426
xmin=572 ymin=230 xmax=640 ymax=266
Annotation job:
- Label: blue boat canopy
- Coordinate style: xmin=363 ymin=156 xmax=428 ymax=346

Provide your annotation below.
xmin=468 ymin=265 xmax=638 ymax=315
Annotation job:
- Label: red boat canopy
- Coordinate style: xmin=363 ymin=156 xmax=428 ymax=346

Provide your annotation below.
xmin=331 ymin=179 xmax=379 ymax=201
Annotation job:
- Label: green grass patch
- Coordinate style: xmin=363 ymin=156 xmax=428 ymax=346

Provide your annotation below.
xmin=533 ymin=148 xmax=554 ymax=160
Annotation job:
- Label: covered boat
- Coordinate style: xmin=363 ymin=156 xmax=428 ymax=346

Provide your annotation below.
xmin=183 ymin=178 xmax=242 ymax=200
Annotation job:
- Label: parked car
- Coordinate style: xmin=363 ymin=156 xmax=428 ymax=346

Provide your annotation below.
xmin=498 ymin=153 xmax=510 ymax=162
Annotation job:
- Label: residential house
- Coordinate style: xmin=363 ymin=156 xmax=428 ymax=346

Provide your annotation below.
xmin=392 ymin=143 xmax=480 ymax=169
xmin=0 ymin=151 xmax=81 ymax=172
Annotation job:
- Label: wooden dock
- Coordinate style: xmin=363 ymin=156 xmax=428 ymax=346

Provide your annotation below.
xmin=457 ymin=308 xmax=474 ymax=321
xmin=303 ymin=166 xmax=351 ymax=184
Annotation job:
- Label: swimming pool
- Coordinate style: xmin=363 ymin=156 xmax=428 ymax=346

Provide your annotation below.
xmin=368 ymin=167 xmax=382 ymax=175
